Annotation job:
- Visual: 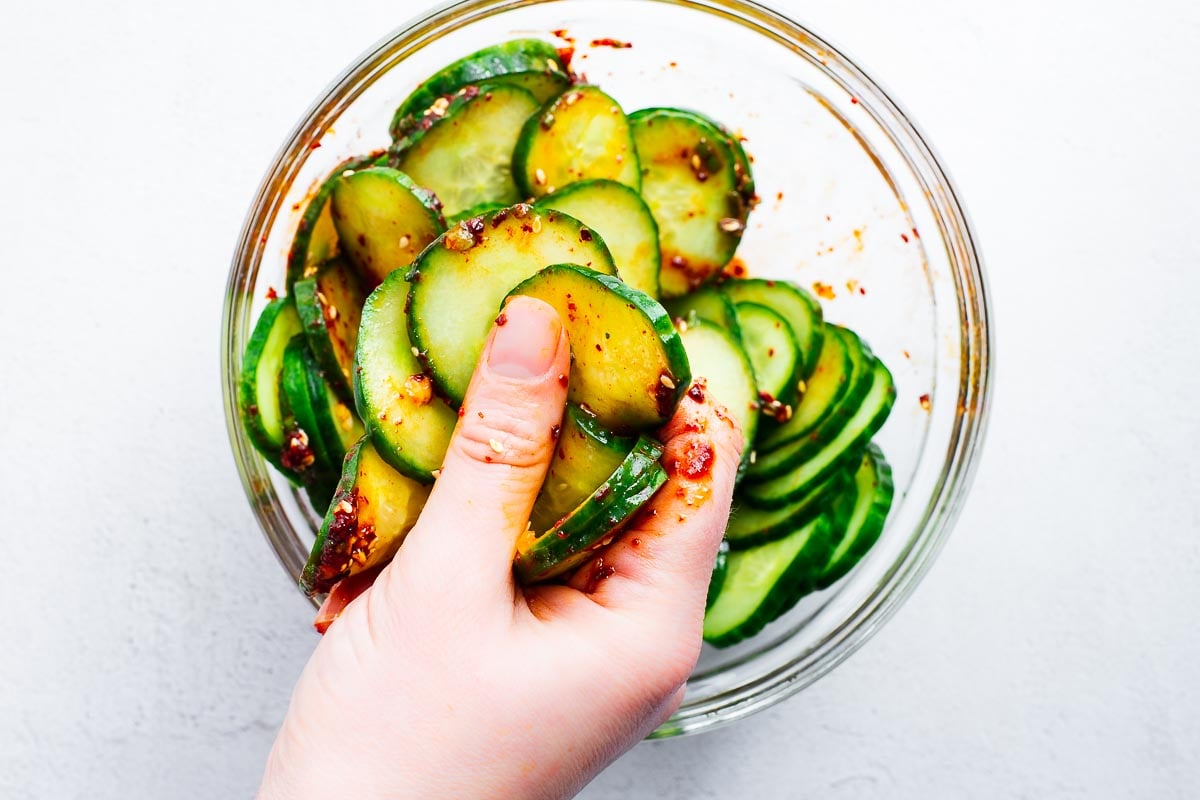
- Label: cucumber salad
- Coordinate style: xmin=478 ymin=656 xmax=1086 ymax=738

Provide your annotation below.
xmin=238 ymin=38 xmax=896 ymax=646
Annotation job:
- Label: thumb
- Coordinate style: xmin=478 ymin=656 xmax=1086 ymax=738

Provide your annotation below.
xmin=394 ymin=296 xmax=570 ymax=601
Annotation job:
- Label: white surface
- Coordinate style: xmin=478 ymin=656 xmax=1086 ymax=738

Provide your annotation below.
xmin=3 ymin=0 xmax=1198 ymax=797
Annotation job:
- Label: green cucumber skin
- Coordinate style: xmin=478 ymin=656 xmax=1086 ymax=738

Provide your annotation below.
xmin=750 ymin=329 xmax=875 ymax=481
xmin=278 ymin=337 xmax=340 ymax=499
xmin=293 ymin=259 xmax=365 ymax=404
xmin=407 ymin=205 xmax=617 ymax=406
xmin=281 ymin=336 xmax=345 ymax=475
xmin=742 ymin=360 xmax=896 ymax=509
xmin=735 ymin=301 xmax=801 ymax=408
xmin=706 ymin=539 xmax=730 ymax=611
xmin=447 ymin=202 xmax=508 ymax=226
xmin=759 ymin=324 xmax=857 ymax=451
xmin=725 ymin=467 xmax=851 ymax=549
xmin=534 ymin=179 xmax=662 ymax=299
xmin=389 ymin=39 xmax=570 ymax=139
xmin=513 ymin=85 xmax=641 ymax=198
xmin=719 ymin=278 xmax=824 ymax=381
xmin=663 ymin=286 xmax=741 ymax=340
xmin=300 ymin=438 xmax=367 ymax=595
xmin=702 ymin=515 xmax=835 ymax=648
xmin=238 ymin=297 xmax=302 ymax=468
xmin=516 ymin=436 xmax=667 ymax=583
xmin=354 ymin=271 xmax=458 ymax=483
xmin=814 ymin=444 xmax=894 ymax=589
xmin=286 ymin=152 xmax=384 ymax=291
xmin=503 ymin=263 xmax=690 ymax=431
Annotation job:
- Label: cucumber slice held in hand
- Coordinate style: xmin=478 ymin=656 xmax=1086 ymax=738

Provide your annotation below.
xmin=406 ymin=204 xmax=616 ymax=405
xmin=355 ymin=271 xmax=459 ymax=483
xmin=389 ymin=84 xmax=542 ymax=218
xmin=389 ymin=39 xmax=571 ymax=138
xmin=735 ymin=301 xmax=801 ymax=409
xmin=629 ymin=108 xmax=752 ymax=297
xmin=301 ymin=437 xmax=433 ymax=596
xmin=814 ymin=443 xmax=894 ymax=589
xmin=293 ymin=258 xmax=365 ymax=403
xmin=505 ymin=263 xmax=690 ymax=431
xmin=530 ymin=405 xmax=636 ymax=534
xmin=514 ymin=85 xmax=641 ymax=198
xmin=330 ymin=166 xmax=446 ymax=290
xmin=515 ymin=435 xmax=667 ymax=584
xmin=676 ymin=317 xmax=758 ymax=476
xmin=535 ymin=179 xmax=661 ymax=298
xmin=238 ymin=297 xmax=302 ymax=468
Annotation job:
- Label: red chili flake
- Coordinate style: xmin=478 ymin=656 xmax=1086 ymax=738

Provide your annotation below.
xmin=903 ymin=350 xmax=911 ymax=359
xmin=722 ymin=256 xmax=748 ymax=279
xmin=457 ymin=407 xmax=466 ymax=418
xmin=912 ymin=227 xmax=920 ymax=238
xmin=265 ymin=286 xmax=278 ymax=300
xmin=557 ymin=46 xmax=576 ymax=69
xmin=594 ymin=343 xmax=602 ymax=352
xmin=291 ymin=202 xmax=301 ymax=211
xmin=900 ymin=233 xmax=910 ymax=243
xmin=580 ymin=228 xmax=593 ymax=242
xmin=825 ymin=214 xmax=832 ymax=222
xmin=630 ymin=538 xmax=641 ymax=547
xmin=495 ymin=312 xmax=508 ymax=326
xmin=776 ymin=191 xmax=784 ymax=201
xmin=246 ymin=404 xmax=259 ymax=416
xmin=557 ymin=373 xmax=568 ymax=388
xmin=919 ymin=393 xmax=932 ymax=411
xmin=687 ymin=382 xmax=706 ymax=403
xmin=590 ymin=37 xmax=632 ymax=48
xmin=812 ymin=281 xmax=836 ymax=300
xmin=850 ymin=97 xmax=858 ymax=104
xmin=669 ymin=61 xmax=678 ymax=68
xmin=308 ymin=140 xmax=322 ymax=150
xmin=672 ymin=439 xmax=714 ymax=479
xmin=550 ymin=424 xmax=561 ymax=439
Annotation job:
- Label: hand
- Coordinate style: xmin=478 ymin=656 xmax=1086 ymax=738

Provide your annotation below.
xmin=258 ymin=296 xmax=743 ymax=800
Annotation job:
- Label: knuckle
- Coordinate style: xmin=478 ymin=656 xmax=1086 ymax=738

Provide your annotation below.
xmin=452 ymin=402 xmax=554 ymax=469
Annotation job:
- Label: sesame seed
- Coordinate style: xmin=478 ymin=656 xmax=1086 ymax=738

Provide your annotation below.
xmin=660 ymin=375 xmax=676 ymax=389
xmin=534 ymin=167 xmax=547 ymax=186
xmin=399 ymin=234 xmax=411 ymax=248
xmin=489 ymin=438 xmax=505 ymax=454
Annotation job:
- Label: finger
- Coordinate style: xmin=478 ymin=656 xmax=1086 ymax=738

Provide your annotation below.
xmin=568 ymin=382 xmax=742 ymax=620
xmin=396 ymin=296 xmax=570 ymax=596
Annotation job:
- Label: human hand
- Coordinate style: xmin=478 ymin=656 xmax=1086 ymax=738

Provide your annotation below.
xmin=257 ymin=296 xmax=743 ymax=800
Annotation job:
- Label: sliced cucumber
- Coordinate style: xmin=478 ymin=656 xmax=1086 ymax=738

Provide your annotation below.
xmin=815 ymin=444 xmax=894 ymax=589
xmin=702 ymin=514 xmax=834 ymax=647
xmin=663 ymin=285 xmax=741 ymax=339
xmin=238 ymin=297 xmax=302 ymax=467
xmin=629 ymin=108 xmax=749 ymax=297
xmin=753 ymin=327 xmax=873 ymax=477
xmin=389 ymin=84 xmax=541 ymax=218
xmin=742 ymin=359 xmax=895 ymax=508
xmin=735 ymin=301 xmax=801 ymax=408
xmin=280 ymin=336 xmax=348 ymax=475
xmin=293 ymin=258 xmax=365 ymax=402
xmin=300 ymin=437 xmax=432 ymax=596
xmin=720 ymin=278 xmax=823 ymax=380
xmin=726 ymin=467 xmax=851 ymax=549
xmin=515 ymin=435 xmax=666 ymax=583
xmin=407 ymin=204 xmax=616 ymax=405
xmin=505 ymin=263 xmax=689 ymax=431
xmin=354 ymin=270 xmax=457 ymax=483
xmin=447 ymin=201 xmax=508 ymax=226
xmin=514 ymin=85 xmax=640 ymax=198
xmin=535 ymin=179 xmax=660 ymax=298
xmin=286 ymin=152 xmax=383 ymax=290
xmin=530 ymin=405 xmax=635 ymax=534
xmin=760 ymin=324 xmax=857 ymax=450
xmin=389 ymin=39 xmax=571 ymax=138
xmin=707 ymin=539 xmax=730 ymax=611
xmin=676 ymin=318 xmax=758 ymax=475
xmin=330 ymin=166 xmax=446 ymax=290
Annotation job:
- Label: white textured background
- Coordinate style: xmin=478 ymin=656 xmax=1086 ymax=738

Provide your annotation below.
xmin=4 ymin=0 xmax=1199 ymax=797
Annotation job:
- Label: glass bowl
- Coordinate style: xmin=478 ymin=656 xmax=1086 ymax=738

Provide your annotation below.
xmin=221 ymin=0 xmax=991 ymax=738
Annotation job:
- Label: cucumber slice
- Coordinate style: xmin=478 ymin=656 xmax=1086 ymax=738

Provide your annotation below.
xmin=389 ymin=84 xmax=541 ymax=218
xmin=515 ymin=435 xmax=667 ymax=583
xmin=300 ymin=437 xmax=432 ymax=596
xmin=815 ymin=444 xmax=894 ymax=589
xmin=280 ymin=336 xmax=348 ymax=475
xmin=735 ymin=301 xmax=801 ymax=408
xmin=286 ymin=152 xmax=383 ymax=290
xmin=742 ymin=359 xmax=895 ymax=508
xmin=722 ymin=127 xmax=758 ymax=212
xmin=707 ymin=539 xmax=730 ymax=611
xmin=530 ymin=405 xmax=635 ymax=534
xmin=447 ymin=202 xmax=508 ymax=226
xmin=407 ymin=205 xmax=616 ymax=405
xmin=663 ymin=285 xmax=741 ymax=340
xmin=354 ymin=271 xmax=458 ymax=483
xmin=238 ymin=297 xmax=302 ymax=467
xmin=330 ymin=166 xmax=446 ymax=290
xmin=702 ymin=514 xmax=835 ymax=647
xmin=759 ymin=325 xmax=857 ymax=450
xmin=629 ymin=108 xmax=749 ymax=297
xmin=293 ymin=258 xmax=365 ymax=402
xmin=676 ymin=318 xmax=758 ymax=475
xmin=726 ymin=467 xmax=851 ymax=549
xmin=535 ymin=179 xmax=660 ymax=298
xmin=752 ymin=327 xmax=873 ymax=477
xmin=720 ymin=278 xmax=823 ymax=380
xmin=389 ymin=39 xmax=571 ymax=138
xmin=506 ymin=264 xmax=689 ymax=430
xmin=514 ymin=86 xmax=640 ymax=198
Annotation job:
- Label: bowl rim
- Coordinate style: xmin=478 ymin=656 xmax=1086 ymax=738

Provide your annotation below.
xmin=221 ymin=0 xmax=993 ymax=738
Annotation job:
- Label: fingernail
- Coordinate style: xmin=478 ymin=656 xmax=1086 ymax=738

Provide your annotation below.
xmin=487 ymin=296 xmax=563 ymax=379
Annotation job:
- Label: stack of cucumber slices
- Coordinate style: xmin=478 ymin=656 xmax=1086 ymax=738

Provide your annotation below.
xmin=237 ymin=39 xmax=897 ymax=646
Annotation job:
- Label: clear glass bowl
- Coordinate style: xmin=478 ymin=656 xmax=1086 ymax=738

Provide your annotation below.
xmin=221 ymin=0 xmax=991 ymax=738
